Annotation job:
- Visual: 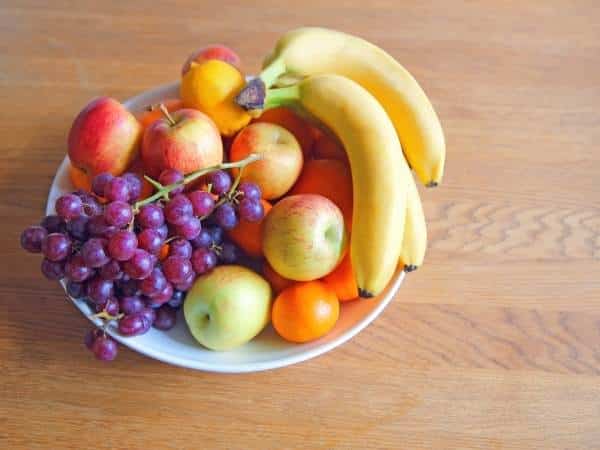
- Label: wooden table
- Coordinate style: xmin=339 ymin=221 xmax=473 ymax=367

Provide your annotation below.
xmin=2 ymin=1 xmax=599 ymax=448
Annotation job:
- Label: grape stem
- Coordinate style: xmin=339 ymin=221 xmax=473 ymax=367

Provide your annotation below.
xmin=134 ymin=153 xmax=261 ymax=212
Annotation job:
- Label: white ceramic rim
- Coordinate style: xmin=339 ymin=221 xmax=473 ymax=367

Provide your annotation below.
xmin=47 ymin=81 xmax=404 ymax=373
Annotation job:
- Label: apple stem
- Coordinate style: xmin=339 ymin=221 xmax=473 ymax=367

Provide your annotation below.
xmin=133 ymin=153 xmax=262 ymax=211
xmin=159 ymin=103 xmax=177 ymax=126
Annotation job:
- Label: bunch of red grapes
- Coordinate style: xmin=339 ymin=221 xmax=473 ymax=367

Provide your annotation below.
xmin=20 ymin=166 xmax=264 ymax=361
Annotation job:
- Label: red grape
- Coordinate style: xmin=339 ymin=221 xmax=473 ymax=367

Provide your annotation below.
xmin=205 ymin=226 xmax=223 ymax=245
xmin=104 ymin=177 xmax=130 ymax=202
xmin=188 ymin=190 xmax=215 ymax=216
xmin=104 ymin=201 xmax=133 ymax=228
xmin=118 ymin=312 xmax=151 ymax=336
xmin=137 ymin=204 xmax=165 ymax=229
xmin=153 ymin=305 xmax=177 ymax=330
xmin=87 ymin=276 xmax=114 ymax=304
xmin=159 ymin=169 xmax=184 ymax=195
xmin=137 ymin=228 xmax=163 ymax=255
xmin=140 ymin=307 xmax=157 ymax=326
xmin=66 ymin=216 xmax=89 ymax=241
xmin=41 ymin=233 xmax=72 ymax=261
xmin=108 ymin=230 xmax=138 ymax=261
xmin=168 ymin=238 xmax=193 ymax=259
xmin=99 ymin=259 xmax=123 ymax=281
xmin=115 ymin=278 xmax=138 ymax=297
xmin=40 ymin=215 xmax=66 ymax=234
xmin=92 ymin=335 xmax=118 ymax=361
xmin=146 ymin=282 xmax=174 ymax=307
xmin=164 ymin=194 xmax=193 ymax=225
xmin=96 ymin=297 xmax=119 ymax=316
xmin=175 ymin=216 xmax=202 ymax=240
xmin=81 ymin=238 xmax=110 ymax=268
xmin=119 ymin=295 xmax=145 ymax=315
xmin=65 ymin=254 xmax=94 ymax=282
xmin=214 ymin=203 xmax=238 ymax=229
xmin=207 ymin=170 xmax=231 ymax=195
xmin=92 ymin=172 xmax=113 ymax=197
xmin=84 ymin=328 xmax=102 ymax=350
xmin=20 ymin=225 xmax=47 ymax=253
xmin=122 ymin=249 xmax=153 ymax=280
xmin=55 ymin=194 xmax=83 ymax=220
xmin=41 ymin=258 xmax=65 ymax=280
xmin=155 ymin=224 xmax=169 ymax=240
xmin=122 ymin=172 xmax=142 ymax=202
xmin=77 ymin=191 xmax=103 ymax=217
xmin=168 ymin=290 xmax=185 ymax=309
xmin=237 ymin=182 xmax=261 ymax=201
xmin=191 ymin=248 xmax=217 ymax=274
xmin=190 ymin=229 xmax=212 ymax=248
xmin=173 ymin=272 xmax=195 ymax=291
xmin=140 ymin=268 xmax=167 ymax=297
xmin=219 ymin=242 xmax=238 ymax=264
xmin=238 ymin=198 xmax=264 ymax=222
xmin=86 ymin=215 xmax=117 ymax=239
xmin=66 ymin=280 xmax=86 ymax=298
xmin=162 ymin=256 xmax=194 ymax=284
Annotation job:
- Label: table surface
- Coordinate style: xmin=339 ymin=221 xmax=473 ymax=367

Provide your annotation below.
xmin=2 ymin=1 xmax=600 ymax=449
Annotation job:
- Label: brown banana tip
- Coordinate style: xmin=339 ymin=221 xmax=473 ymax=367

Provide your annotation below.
xmin=358 ymin=288 xmax=375 ymax=299
xmin=404 ymin=265 xmax=418 ymax=272
xmin=426 ymin=181 xmax=439 ymax=188
xmin=235 ymin=77 xmax=266 ymax=111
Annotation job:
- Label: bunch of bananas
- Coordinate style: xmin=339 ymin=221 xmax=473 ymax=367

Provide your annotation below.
xmin=236 ymin=27 xmax=445 ymax=298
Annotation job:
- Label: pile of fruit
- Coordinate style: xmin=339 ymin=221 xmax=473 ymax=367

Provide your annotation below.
xmin=20 ymin=28 xmax=445 ymax=362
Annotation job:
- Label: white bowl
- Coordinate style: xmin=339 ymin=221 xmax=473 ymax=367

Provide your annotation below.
xmin=47 ymin=82 xmax=404 ymax=373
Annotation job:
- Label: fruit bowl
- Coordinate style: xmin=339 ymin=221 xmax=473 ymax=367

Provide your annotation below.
xmin=47 ymin=82 xmax=405 ymax=372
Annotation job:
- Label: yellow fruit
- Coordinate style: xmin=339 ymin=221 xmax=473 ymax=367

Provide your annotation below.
xmin=180 ymin=59 xmax=251 ymax=136
xmin=262 ymin=74 xmax=409 ymax=297
xmin=399 ymin=174 xmax=427 ymax=271
xmin=259 ymin=27 xmax=445 ymax=186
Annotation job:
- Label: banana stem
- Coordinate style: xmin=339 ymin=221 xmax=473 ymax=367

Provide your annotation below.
xmin=259 ymin=57 xmax=287 ymax=87
xmin=264 ymin=84 xmax=301 ymax=110
xmin=235 ymin=58 xmax=288 ymax=111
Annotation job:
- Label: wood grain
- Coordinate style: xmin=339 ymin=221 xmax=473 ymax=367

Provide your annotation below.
xmin=2 ymin=1 xmax=600 ymax=449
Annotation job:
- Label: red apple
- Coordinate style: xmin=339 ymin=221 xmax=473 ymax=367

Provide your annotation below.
xmin=181 ymin=45 xmax=241 ymax=76
xmin=68 ymin=97 xmax=142 ymax=176
xmin=141 ymin=108 xmax=223 ymax=178
xmin=229 ymin=122 xmax=303 ymax=199
xmin=263 ymin=194 xmax=347 ymax=281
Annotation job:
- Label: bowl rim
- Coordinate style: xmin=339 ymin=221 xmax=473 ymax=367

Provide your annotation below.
xmin=49 ymin=81 xmax=404 ymax=373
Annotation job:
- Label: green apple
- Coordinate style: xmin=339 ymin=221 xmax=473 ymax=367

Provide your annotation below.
xmin=262 ymin=194 xmax=347 ymax=281
xmin=184 ymin=265 xmax=272 ymax=351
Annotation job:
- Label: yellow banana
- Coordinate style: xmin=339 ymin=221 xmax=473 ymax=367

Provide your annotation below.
xmin=400 ymin=174 xmax=427 ymax=271
xmin=257 ymin=74 xmax=409 ymax=297
xmin=257 ymin=27 xmax=445 ymax=186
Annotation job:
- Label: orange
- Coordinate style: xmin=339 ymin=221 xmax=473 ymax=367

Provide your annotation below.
xmin=136 ymin=98 xmax=183 ymax=130
xmin=255 ymin=107 xmax=314 ymax=158
xmin=272 ymin=280 xmax=340 ymax=343
xmin=322 ymin=252 xmax=358 ymax=301
xmin=289 ymin=159 xmax=353 ymax=229
xmin=226 ymin=199 xmax=272 ymax=257
xmin=69 ymin=163 xmax=92 ymax=191
xmin=159 ymin=244 xmax=170 ymax=261
xmin=312 ymin=132 xmax=348 ymax=164
xmin=263 ymin=261 xmax=293 ymax=294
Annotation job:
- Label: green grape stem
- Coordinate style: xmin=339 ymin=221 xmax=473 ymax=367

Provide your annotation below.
xmin=133 ymin=153 xmax=261 ymax=212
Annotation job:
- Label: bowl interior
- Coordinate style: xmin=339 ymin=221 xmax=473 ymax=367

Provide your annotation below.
xmin=49 ymin=82 xmax=404 ymax=372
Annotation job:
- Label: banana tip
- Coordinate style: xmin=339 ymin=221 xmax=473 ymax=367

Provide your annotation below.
xmin=404 ymin=265 xmax=418 ymax=272
xmin=358 ymin=288 xmax=375 ymax=299
xmin=426 ymin=181 xmax=439 ymax=188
